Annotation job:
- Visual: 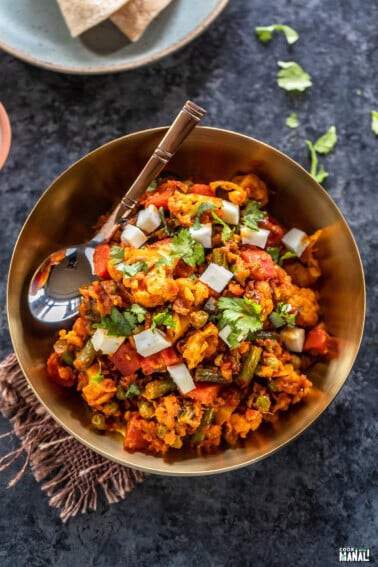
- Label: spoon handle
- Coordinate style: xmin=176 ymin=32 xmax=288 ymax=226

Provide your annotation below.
xmin=96 ymin=100 xmax=206 ymax=242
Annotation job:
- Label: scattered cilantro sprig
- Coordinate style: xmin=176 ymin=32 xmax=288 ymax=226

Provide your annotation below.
xmin=157 ymin=229 xmax=205 ymax=268
xmin=255 ymin=24 xmax=299 ymax=46
xmin=151 ymin=307 xmax=176 ymax=333
xmin=286 ymin=112 xmax=299 ymax=129
xmin=211 ymin=211 xmax=234 ymax=243
xmin=241 ymin=200 xmax=266 ymax=231
xmin=110 ymin=246 xmax=148 ymax=276
xmin=266 ymin=246 xmax=297 ymax=265
xmin=269 ymin=302 xmax=296 ymax=328
xmin=306 ymin=126 xmax=338 ymax=183
xmin=217 ymin=297 xmax=264 ymax=348
xmin=90 ymin=362 xmax=104 ymax=384
xmin=193 ymin=202 xmax=216 ymax=230
xmin=93 ymin=305 xmax=146 ymax=337
xmin=371 ymin=110 xmax=378 ymax=136
xmin=277 ymin=61 xmax=312 ymax=92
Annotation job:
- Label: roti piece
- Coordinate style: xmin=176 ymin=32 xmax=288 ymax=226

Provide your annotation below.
xmin=111 ymin=0 xmax=173 ymax=42
xmin=57 ymin=0 xmax=132 ymax=37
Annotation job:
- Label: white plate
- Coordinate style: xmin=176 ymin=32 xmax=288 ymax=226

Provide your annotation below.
xmin=0 ymin=0 xmax=228 ymax=74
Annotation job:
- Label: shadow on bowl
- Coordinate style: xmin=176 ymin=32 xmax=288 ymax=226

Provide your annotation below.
xmin=7 ymin=126 xmax=365 ymax=475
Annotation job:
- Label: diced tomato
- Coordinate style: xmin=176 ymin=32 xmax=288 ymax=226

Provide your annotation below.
xmin=189 ymin=184 xmax=216 ymax=197
xmin=303 ymin=325 xmax=330 ymax=355
xmin=186 ymin=383 xmax=221 ymax=404
xmin=140 ymin=352 xmax=165 ymax=375
xmin=140 ymin=347 xmax=182 ymax=375
xmin=159 ymin=347 xmax=183 ymax=367
xmin=110 ymin=342 xmax=142 ymax=375
xmin=241 ymin=246 xmax=277 ymax=280
xmin=259 ymin=217 xmax=286 ymax=247
xmin=124 ymin=414 xmax=149 ymax=451
xmin=143 ymin=187 xmax=175 ymax=210
xmin=93 ymin=244 xmax=111 ymax=279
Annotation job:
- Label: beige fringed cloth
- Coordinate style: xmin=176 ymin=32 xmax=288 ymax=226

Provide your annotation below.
xmin=0 ymin=353 xmax=145 ymax=522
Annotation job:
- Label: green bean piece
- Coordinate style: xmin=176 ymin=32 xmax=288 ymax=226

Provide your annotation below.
xmin=239 ymin=345 xmax=262 ymax=387
xmin=138 ymin=399 xmax=155 ymax=419
xmin=191 ymin=408 xmax=214 ymax=445
xmin=61 ymin=350 xmax=74 ymax=367
xmin=143 ymin=379 xmax=176 ymax=400
xmin=75 ymin=339 xmax=96 ymax=369
xmin=212 ymin=248 xmax=229 ymax=269
xmin=91 ymin=413 xmax=107 ymax=430
xmin=195 ymin=368 xmax=230 ymax=383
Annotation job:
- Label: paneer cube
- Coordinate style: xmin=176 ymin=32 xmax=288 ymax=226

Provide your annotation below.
xmin=199 ymin=263 xmax=233 ymax=293
xmin=221 ymin=200 xmax=240 ymax=225
xmin=240 ymin=226 xmax=270 ymax=248
xmin=134 ymin=328 xmax=172 ymax=357
xmin=281 ymin=228 xmax=309 ymax=258
xmin=91 ymin=328 xmax=126 ymax=355
xmin=167 ymin=363 xmax=195 ymax=394
xmin=121 ymin=224 xmax=148 ymax=248
xmin=189 ymin=223 xmax=212 ymax=248
xmin=137 ymin=205 xmax=161 ymax=234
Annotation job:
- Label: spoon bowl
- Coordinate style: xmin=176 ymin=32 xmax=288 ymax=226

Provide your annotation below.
xmin=27 ymin=100 xmax=206 ymax=327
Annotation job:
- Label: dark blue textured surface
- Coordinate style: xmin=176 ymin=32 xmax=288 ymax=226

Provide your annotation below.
xmin=0 ymin=1 xmax=377 ymax=565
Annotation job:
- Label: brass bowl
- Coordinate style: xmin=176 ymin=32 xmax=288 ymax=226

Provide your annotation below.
xmin=7 ymin=127 xmax=365 ymax=475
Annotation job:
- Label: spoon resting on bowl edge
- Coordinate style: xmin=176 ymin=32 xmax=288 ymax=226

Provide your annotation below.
xmin=28 ymin=100 xmax=206 ymax=327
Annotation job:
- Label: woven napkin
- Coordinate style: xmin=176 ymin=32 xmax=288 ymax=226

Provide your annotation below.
xmin=0 ymin=353 xmax=145 ymax=522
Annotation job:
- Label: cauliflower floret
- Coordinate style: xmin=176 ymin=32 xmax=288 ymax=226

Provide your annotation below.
xmin=181 ymin=323 xmax=219 ymax=369
xmin=168 ymin=192 xmax=222 ymax=226
xmin=124 ymin=269 xmax=179 ymax=308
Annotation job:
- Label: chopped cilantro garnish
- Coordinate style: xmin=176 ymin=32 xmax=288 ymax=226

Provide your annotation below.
xmin=269 ymin=302 xmax=296 ymax=328
xmin=110 ymin=247 xmax=148 ymax=276
xmin=267 ymin=247 xmax=297 ymax=265
xmin=93 ymin=305 xmax=146 ymax=337
xmin=159 ymin=206 xmax=170 ymax=235
xmin=241 ymin=200 xmax=266 ymax=231
xmin=168 ymin=228 xmax=205 ymax=267
xmin=110 ymin=246 xmax=124 ymax=262
xmin=306 ymin=126 xmax=337 ymax=183
xmin=151 ymin=307 xmax=176 ymax=333
xmin=211 ymin=211 xmax=234 ymax=243
xmin=371 ymin=110 xmax=378 ymax=136
xmin=217 ymin=297 xmax=264 ymax=347
xmin=90 ymin=362 xmax=104 ymax=384
xmin=286 ymin=112 xmax=299 ymax=129
xmin=277 ymin=61 xmax=312 ymax=92
xmin=255 ymin=24 xmax=299 ymax=45
xmin=124 ymin=383 xmax=141 ymax=398
xmin=118 ymin=261 xmax=149 ymax=277
xmin=146 ymin=179 xmax=158 ymax=192
xmin=193 ymin=202 xmax=216 ymax=230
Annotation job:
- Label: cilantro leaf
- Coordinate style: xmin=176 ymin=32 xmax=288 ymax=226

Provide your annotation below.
xmin=241 ymin=200 xmax=266 ymax=231
xmin=151 ymin=308 xmax=176 ymax=333
xmin=306 ymin=127 xmax=337 ymax=183
xmin=211 ymin=211 xmax=234 ymax=243
xmin=118 ymin=261 xmax=149 ymax=277
xmin=110 ymin=246 xmax=124 ymax=263
xmin=217 ymin=297 xmax=264 ymax=347
xmin=90 ymin=363 xmax=104 ymax=384
xmin=267 ymin=247 xmax=297 ymax=265
xmin=313 ymin=126 xmax=338 ymax=154
xmin=255 ymin=24 xmax=299 ymax=45
xmin=158 ymin=206 xmax=170 ymax=235
xmin=269 ymin=302 xmax=296 ymax=328
xmin=372 ymin=110 xmax=378 ymax=136
xmin=193 ymin=202 xmax=216 ymax=230
xmin=93 ymin=305 xmax=146 ymax=337
xmin=124 ymin=383 xmax=141 ymax=398
xmin=286 ymin=112 xmax=299 ymax=129
xmin=146 ymin=179 xmax=158 ymax=192
xmin=277 ymin=61 xmax=312 ymax=92
xmin=266 ymin=246 xmax=280 ymax=263
xmin=165 ymin=229 xmax=205 ymax=267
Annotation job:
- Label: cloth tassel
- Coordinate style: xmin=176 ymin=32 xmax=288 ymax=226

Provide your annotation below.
xmin=0 ymin=353 xmax=145 ymax=522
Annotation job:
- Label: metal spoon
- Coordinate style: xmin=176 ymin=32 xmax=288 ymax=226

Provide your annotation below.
xmin=28 ymin=100 xmax=206 ymax=327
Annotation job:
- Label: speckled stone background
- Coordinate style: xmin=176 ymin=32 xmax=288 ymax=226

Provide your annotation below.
xmin=0 ymin=1 xmax=377 ymax=565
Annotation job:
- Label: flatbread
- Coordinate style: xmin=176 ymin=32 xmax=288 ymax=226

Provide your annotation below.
xmin=111 ymin=0 xmax=173 ymax=42
xmin=56 ymin=0 xmax=132 ymax=37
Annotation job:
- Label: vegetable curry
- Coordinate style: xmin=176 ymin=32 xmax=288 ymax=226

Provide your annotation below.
xmin=47 ymin=173 xmax=336 ymax=456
